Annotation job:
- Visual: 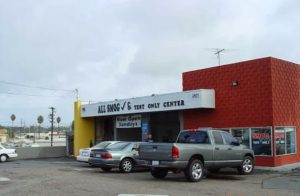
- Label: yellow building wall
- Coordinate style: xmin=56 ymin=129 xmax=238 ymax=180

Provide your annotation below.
xmin=74 ymin=101 xmax=95 ymax=156
xmin=0 ymin=134 xmax=8 ymax=143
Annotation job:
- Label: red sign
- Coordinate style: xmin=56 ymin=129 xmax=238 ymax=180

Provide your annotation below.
xmin=252 ymin=133 xmax=270 ymax=139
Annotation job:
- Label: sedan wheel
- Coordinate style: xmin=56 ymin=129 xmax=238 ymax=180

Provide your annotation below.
xmin=0 ymin=155 xmax=8 ymax=162
xmin=238 ymin=156 xmax=254 ymax=175
xmin=119 ymin=158 xmax=133 ymax=173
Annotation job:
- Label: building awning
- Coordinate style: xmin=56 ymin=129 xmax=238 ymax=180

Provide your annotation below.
xmin=80 ymin=89 xmax=215 ymax=117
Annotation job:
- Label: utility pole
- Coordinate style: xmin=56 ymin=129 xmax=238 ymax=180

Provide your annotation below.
xmin=20 ymin=119 xmax=23 ymax=139
xmin=49 ymin=107 xmax=55 ymax=147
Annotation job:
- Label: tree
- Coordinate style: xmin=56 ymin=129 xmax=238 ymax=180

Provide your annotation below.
xmin=37 ymin=115 xmax=44 ymax=139
xmin=10 ymin=114 xmax=16 ymax=138
xmin=56 ymin=117 xmax=61 ymax=134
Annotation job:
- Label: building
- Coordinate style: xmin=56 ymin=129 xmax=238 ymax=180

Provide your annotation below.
xmin=74 ymin=57 xmax=300 ymax=167
xmin=74 ymin=90 xmax=215 ymax=154
xmin=0 ymin=129 xmax=8 ymax=144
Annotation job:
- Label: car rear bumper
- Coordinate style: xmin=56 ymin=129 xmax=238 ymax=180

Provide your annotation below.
xmin=88 ymin=158 xmax=120 ymax=167
xmin=76 ymin=156 xmax=89 ymax=162
xmin=141 ymin=160 xmax=188 ymax=169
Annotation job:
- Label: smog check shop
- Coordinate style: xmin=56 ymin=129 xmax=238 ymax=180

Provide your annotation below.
xmin=74 ymin=89 xmax=215 ymax=156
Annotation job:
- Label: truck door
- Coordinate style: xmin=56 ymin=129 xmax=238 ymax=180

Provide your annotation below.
xmin=221 ymin=132 xmax=244 ymax=166
xmin=212 ymin=131 xmax=242 ymax=167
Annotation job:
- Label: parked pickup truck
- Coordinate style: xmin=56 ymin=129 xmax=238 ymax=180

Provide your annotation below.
xmin=139 ymin=129 xmax=255 ymax=182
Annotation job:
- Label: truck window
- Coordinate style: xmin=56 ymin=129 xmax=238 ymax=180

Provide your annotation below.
xmin=212 ymin=131 xmax=224 ymax=145
xmin=177 ymin=131 xmax=210 ymax=144
xmin=221 ymin=132 xmax=238 ymax=145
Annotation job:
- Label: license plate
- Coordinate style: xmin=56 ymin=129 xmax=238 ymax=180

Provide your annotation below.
xmin=82 ymin=152 xmax=88 ymax=156
xmin=152 ymin=161 xmax=159 ymax=166
xmin=95 ymin=154 xmax=101 ymax=158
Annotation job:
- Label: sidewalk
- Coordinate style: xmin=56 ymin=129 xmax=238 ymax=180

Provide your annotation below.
xmin=255 ymin=162 xmax=300 ymax=173
xmin=257 ymin=162 xmax=300 ymax=190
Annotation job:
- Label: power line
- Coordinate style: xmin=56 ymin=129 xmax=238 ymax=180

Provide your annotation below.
xmin=0 ymin=80 xmax=75 ymax=92
xmin=0 ymin=91 xmax=74 ymax=98
xmin=0 ymin=80 xmax=78 ymax=98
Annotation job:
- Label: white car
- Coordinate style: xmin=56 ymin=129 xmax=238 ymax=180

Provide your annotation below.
xmin=0 ymin=143 xmax=18 ymax=162
xmin=76 ymin=141 xmax=119 ymax=163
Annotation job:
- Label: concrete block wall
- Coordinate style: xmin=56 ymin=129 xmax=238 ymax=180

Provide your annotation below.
xmin=182 ymin=57 xmax=273 ymax=129
xmin=270 ymin=58 xmax=300 ymax=166
xmin=15 ymin=146 xmax=66 ymax=160
xmin=182 ymin=57 xmax=300 ymax=166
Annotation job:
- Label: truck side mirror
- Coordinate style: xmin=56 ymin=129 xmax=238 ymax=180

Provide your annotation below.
xmin=237 ymin=138 xmax=243 ymax=144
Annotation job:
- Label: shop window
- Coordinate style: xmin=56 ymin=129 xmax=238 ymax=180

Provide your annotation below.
xmin=275 ymin=127 xmax=296 ymax=155
xmin=231 ymin=128 xmax=250 ymax=147
xmin=251 ymin=128 xmax=272 ymax=156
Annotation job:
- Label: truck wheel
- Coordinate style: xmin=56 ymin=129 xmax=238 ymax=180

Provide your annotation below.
xmin=0 ymin=154 xmax=8 ymax=162
xmin=184 ymin=159 xmax=204 ymax=182
xmin=119 ymin=158 xmax=134 ymax=173
xmin=238 ymin=156 xmax=254 ymax=175
xmin=101 ymin=167 xmax=112 ymax=172
xmin=150 ymin=168 xmax=168 ymax=179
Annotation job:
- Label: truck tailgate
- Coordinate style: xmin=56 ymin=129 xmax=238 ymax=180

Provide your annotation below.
xmin=139 ymin=143 xmax=173 ymax=161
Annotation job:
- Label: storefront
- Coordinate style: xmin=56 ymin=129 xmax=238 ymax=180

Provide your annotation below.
xmin=74 ymin=57 xmax=300 ymax=167
xmin=74 ymin=89 xmax=215 ymax=156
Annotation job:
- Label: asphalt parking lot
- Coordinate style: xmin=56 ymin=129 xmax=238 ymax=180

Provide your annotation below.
xmin=0 ymin=158 xmax=299 ymax=196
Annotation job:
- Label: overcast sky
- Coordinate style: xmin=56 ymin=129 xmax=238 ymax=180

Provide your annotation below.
xmin=0 ymin=0 xmax=299 ymax=127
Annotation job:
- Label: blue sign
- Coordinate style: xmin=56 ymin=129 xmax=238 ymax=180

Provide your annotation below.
xmin=142 ymin=122 xmax=149 ymax=134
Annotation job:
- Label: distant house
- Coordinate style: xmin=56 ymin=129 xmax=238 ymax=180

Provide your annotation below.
xmin=0 ymin=129 xmax=8 ymax=144
xmin=47 ymin=131 xmax=66 ymax=138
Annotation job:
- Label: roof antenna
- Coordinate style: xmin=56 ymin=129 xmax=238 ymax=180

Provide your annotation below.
xmin=214 ymin=49 xmax=225 ymax=66
xmin=205 ymin=48 xmax=236 ymax=66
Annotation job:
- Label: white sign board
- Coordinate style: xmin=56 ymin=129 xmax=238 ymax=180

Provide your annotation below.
xmin=116 ymin=115 xmax=142 ymax=128
xmin=81 ymin=89 xmax=215 ymax=117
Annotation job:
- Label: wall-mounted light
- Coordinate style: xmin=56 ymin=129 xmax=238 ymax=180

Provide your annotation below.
xmin=232 ymin=80 xmax=239 ymax=87
xmin=82 ymin=107 xmax=86 ymax=112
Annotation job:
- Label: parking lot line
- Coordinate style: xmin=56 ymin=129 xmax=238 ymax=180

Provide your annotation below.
xmin=118 ymin=194 xmax=169 ymax=196
xmin=0 ymin=177 xmax=11 ymax=182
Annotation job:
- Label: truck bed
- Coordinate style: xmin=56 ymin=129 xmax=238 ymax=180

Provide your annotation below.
xmin=139 ymin=143 xmax=174 ymax=161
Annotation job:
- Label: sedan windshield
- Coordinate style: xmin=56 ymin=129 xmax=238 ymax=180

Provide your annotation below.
xmin=106 ymin=142 xmax=130 ymax=151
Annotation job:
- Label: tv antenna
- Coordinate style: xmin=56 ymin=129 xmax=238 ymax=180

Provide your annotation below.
xmin=215 ymin=49 xmax=225 ymax=66
xmin=205 ymin=48 xmax=236 ymax=66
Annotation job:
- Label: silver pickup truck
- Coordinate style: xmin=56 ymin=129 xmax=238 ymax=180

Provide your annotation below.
xmin=139 ymin=129 xmax=255 ymax=182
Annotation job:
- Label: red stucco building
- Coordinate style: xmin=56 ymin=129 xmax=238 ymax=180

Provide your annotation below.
xmin=76 ymin=56 xmax=299 ymax=167
xmin=183 ymin=57 xmax=300 ymax=166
